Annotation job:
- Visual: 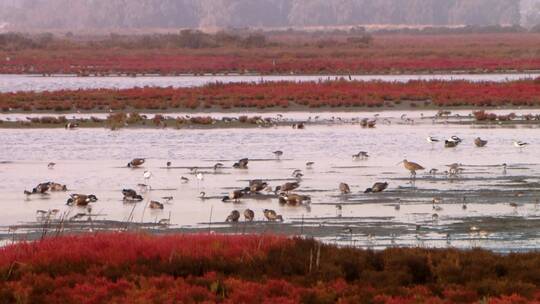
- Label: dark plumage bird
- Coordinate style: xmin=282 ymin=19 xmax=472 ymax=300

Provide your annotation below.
xmin=122 ymin=189 xmax=143 ymax=202
xmin=474 ymin=137 xmax=488 ymax=147
xmin=149 ymin=201 xmax=164 ymax=209
xmin=444 ymin=140 xmax=459 ymax=148
xmin=166 ymin=161 xmax=172 ymax=167
xmin=273 ymin=150 xmax=283 ymax=159
xmin=226 ymin=210 xmax=240 ymax=222
xmin=66 ymin=194 xmax=98 ymax=206
xmin=233 ymin=158 xmax=249 ymax=169
xmin=364 ymin=182 xmax=388 ymax=193
xmin=244 ymin=209 xmax=255 ymax=221
xmin=339 ymin=182 xmax=351 ymax=194
xmin=275 ymin=182 xmax=300 ymax=193
xmin=127 ymin=158 xmax=145 ymax=168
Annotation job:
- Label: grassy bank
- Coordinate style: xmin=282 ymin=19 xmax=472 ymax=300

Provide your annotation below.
xmin=0 ymin=233 xmax=539 ymax=303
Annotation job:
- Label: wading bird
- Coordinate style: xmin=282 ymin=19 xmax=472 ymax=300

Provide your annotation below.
xmin=399 ymin=159 xmax=425 ymax=178
xmin=127 ymin=158 xmax=145 ymax=168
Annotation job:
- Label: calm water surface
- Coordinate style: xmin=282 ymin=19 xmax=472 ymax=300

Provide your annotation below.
xmin=1 ymin=123 xmax=540 ymax=251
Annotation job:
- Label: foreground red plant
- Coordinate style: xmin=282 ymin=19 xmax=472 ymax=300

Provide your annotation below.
xmin=0 ymin=233 xmax=540 ymax=303
xmin=2 ymin=79 xmax=540 ymax=112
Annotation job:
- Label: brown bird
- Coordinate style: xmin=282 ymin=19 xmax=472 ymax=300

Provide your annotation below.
xmin=364 ymin=182 xmax=388 ymax=193
xmin=278 ymin=193 xmax=311 ymax=206
xmin=401 ymin=159 xmax=425 ymax=178
xmin=127 ymin=158 xmax=145 ymax=168
xmin=222 ymin=189 xmax=246 ymax=202
xmin=275 ymin=182 xmax=300 ymax=193
xmin=474 ymin=137 xmax=488 ymax=147
xmin=49 ymin=182 xmax=67 ymax=191
xmin=244 ymin=209 xmax=255 ymax=222
xmin=149 ymin=201 xmax=164 ymax=209
xmin=263 ymin=209 xmax=283 ymax=221
xmin=339 ymin=182 xmax=351 ymax=194
xmin=444 ymin=140 xmax=459 ymax=148
xmin=249 ymin=180 xmax=268 ymax=193
xmin=66 ymin=194 xmax=98 ymax=206
xmin=226 ymin=210 xmax=240 ymax=222
xmin=233 ymin=158 xmax=249 ymax=169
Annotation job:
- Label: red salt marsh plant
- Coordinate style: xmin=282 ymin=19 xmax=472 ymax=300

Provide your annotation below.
xmin=2 ymin=79 xmax=540 ymax=112
xmin=1 ymin=233 xmax=540 ymax=303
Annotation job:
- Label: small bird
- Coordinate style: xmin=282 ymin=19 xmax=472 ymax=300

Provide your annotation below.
xmin=180 ymin=176 xmax=189 ymax=183
xmin=213 ymin=163 xmax=224 ymax=171
xmin=339 ymin=182 xmax=351 ymax=194
xmin=66 ymin=194 xmax=98 ymax=206
xmin=166 ymin=161 xmax=172 ymax=167
xmin=305 ymin=161 xmax=314 ymax=169
xmin=149 ymin=201 xmax=164 ymax=209
xmin=364 ymin=182 xmax=388 ymax=193
xmin=226 ymin=210 xmax=240 ymax=222
xmin=47 ymin=162 xmax=56 ymax=169
xmin=272 ymin=150 xmax=283 ymax=159
xmin=474 ymin=137 xmax=488 ymax=147
xmin=244 ymin=209 xmax=255 ymax=221
xmin=352 ymin=151 xmax=369 ymax=160
xmin=143 ymin=170 xmax=152 ymax=183
xmin=444 ymin=140 xmax=459 ymax=148
xmin=275 ymin=182 xmax=300 ymax=193
xmin=263 ymin=209 xmax=283 ymax=221
xmin=233 ymin=158 xmax=249 ymax=169
xmin=514 ymin=141 xmax=529 ymax=149
xmin=426 ymin=136 xmax=440 ymax=144
xmin=127 ymin=158 xmax=145 ymax=168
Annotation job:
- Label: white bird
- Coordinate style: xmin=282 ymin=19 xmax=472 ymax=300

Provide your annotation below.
xmin=196 ymin=172 xmax=204 ymax=190
xmin=513 ymin=141 xmax=528 ymax=149
xmin=426 ymin=136 xmax=439 ymax=144
xmin=143 ymin=170 xmax=152 ymax=183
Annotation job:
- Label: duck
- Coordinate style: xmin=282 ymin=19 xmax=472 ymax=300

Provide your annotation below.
xmin=233 ymin=158 xmax=249 ymax=169
xmin=279 ymin=193 xmax=311 ymax=206
xmin=127 ymin=158 xmax=145 ymax=168
xmin=26 ymin=182 xmax=52 ymax=195
xmin=263 ymin=209 xmax=283 ymax=221
xmin=364 ymin=182 xmax=388 ymax=193
xmin=275 ymin=182 xmax=300 ymax=193
xmin=226 ymin=210 xmax=240 ymax=222
xmin=249 ymin=180 xmax=268 ymax=193
xmin=474 ymin=137 xmax=488 ymax=147
xmin=339 ymin=182 xmax=351 ymax=194
xmin=149 ymin=201 xmax=164 ymax=209
xmin=66 ymin=194 xmax=98 ymax=206
xmin=444 ymin=140 xmax=459 ymax=148
xmin=49 ymin=182 xmax=67 ymax=191
xmin=244 ymin=209 xmax=255 ymax=221
xmin=222 ymin=189 xmax=246 ymax=203
xmin=122 ymin=189 xmax=143 ymax=202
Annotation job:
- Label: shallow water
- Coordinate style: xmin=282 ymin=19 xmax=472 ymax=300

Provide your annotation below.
xmin=1 ymin=122 xmax=540 ymax=251
xmin=0 ymin=73 xmax=538 ymax=92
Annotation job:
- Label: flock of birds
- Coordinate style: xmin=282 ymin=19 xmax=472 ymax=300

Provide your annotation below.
xmin=22 ymin=132 xmax=533 ymax=234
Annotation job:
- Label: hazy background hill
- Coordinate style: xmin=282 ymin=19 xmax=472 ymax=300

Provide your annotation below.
xmin=0 ymin=0 xmax=538 ymax=31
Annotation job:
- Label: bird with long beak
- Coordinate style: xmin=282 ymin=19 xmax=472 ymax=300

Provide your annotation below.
xmin=398 ymin=159 xmax=425 ymax=178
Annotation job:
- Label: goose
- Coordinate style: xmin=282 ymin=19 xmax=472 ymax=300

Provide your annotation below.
xmin=244 ymin=209 xmax=255 ymax=221
xmin=66 ymin=194 xmax=98 ymax=206
xmin=339 ymin=182 xmax=351 ymax=194
xmin=275 ymin=182 xmax=300 ymax=194
xmin=233 ymin=158 xmax=249 ymax=169
xmin=149 ymin=201 xmax=164 ymax=209
xmin=364 ymin=182 xmax=388 ymax=193
xmin=263 ymin=209 xmax=283 ymax=221
xmin=226 ymin=210 xmax=240 ymax=222
xmin=474 ymin=137 xmax=488 ymax=147
xmin=127 ymin=158 xmax=145 ymax=168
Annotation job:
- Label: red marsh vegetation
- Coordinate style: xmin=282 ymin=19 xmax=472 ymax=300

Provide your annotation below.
xmin=1 ymin=31 xmax=540 ymax=75
xmin=0 ymin=233 xmax=540 ymax=303
xmin=2 ymin=79 xmax=540 ymax=112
